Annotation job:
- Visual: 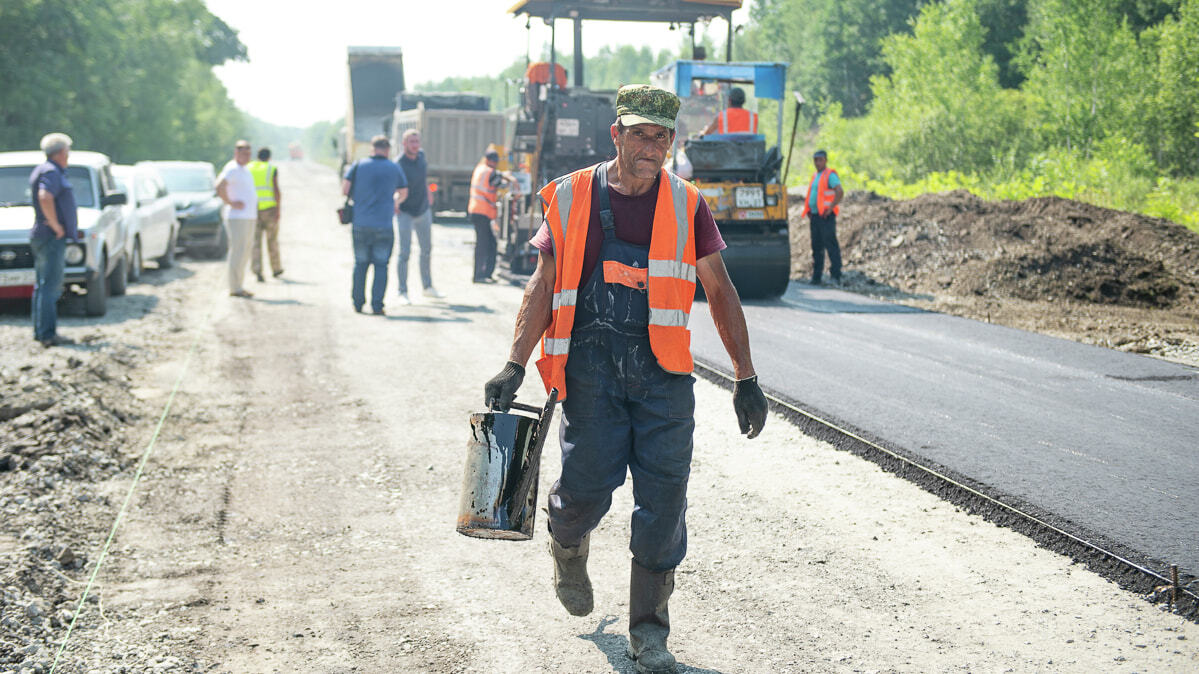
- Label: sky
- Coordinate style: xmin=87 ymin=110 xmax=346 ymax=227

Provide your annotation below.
xmin=205 ymin=0 xmax=754 ymax=128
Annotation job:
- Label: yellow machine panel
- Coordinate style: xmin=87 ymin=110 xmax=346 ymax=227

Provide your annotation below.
xmin=694 ymin=181 xmax=787 ymax=222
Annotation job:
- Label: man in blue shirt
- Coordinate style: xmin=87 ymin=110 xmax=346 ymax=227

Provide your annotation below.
xmin=395 ymin=129 xmax=441 ymax=303
xmin=342 ymin=135 xmax=408 ymax=314
xmin=29 ymin=132 xmax=78 ymax=347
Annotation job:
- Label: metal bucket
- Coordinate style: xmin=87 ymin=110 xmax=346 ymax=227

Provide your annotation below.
xmin=456 ymin=390 xmax=558 ymax=541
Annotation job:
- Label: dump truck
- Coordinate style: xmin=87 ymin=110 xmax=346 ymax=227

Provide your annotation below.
xmin=343 ymin=46 xmax=405 ymax=169
xmin=390 ymin=92 xmax=506 ymax=214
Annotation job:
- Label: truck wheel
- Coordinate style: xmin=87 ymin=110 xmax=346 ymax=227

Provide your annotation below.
xmin=109 ymin=252 xmax=128 ymax=297
xmin=158 ymin=224 xmax=177 ymax=269
xmin=127 ymin=237 xmax=143 ymax=283
xmin=85 ymin=253 xmax=109 ymax=317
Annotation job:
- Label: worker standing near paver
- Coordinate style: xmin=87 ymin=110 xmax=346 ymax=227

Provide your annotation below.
xmin=467 ymin=149 xmax=510 ymax=283
xmin=248 ymin=147 xmax=283 ymax=282
xmin=484 ymin=84 xmax=768 ymax=674
xmin=802 ymin=149 xmax=844 ymax=286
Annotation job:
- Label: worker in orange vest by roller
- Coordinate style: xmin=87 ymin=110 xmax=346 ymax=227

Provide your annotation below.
xmin=467 ymin=149 xmax=511 ymax=283
xmin=701 ymin=86 xmax=758 ymax=135
xmin=483 ymin=84 xmax=768 ymax=674
xmin=801 ymin=149 xmax=845 ymax=285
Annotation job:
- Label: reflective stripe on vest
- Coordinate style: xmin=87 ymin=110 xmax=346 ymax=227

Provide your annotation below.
xmin=801 ymin=168 xmax=840 ymax=218
xmin=533 ymin=163 xmax=699 ymax=400
xmin=717 ymin=108 xmax=758 ymax=134
xmin=248 ymin=161 xmax=277 ymax=210
xmin=467 ymin=162 xmax=498 ymax=218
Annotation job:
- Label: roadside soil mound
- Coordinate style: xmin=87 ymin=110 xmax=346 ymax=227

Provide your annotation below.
xmin=790 ymin=190 xmax=1199 ymax=365
xmin=0 ymin=338 xmax=147 ymax=670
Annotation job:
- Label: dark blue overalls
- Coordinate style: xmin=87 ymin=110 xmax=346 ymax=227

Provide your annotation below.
xmin=546 ymin=165 xmax=696 ymax=573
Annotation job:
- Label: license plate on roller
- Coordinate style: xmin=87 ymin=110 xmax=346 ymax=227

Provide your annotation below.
xmin=734 ymin=186 xmax=765 ymax=209
xmin=0 ymin=269 xmax=35 ymax=287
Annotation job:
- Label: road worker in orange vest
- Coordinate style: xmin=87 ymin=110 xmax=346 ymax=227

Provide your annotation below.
xmin=484 ymin=84 xmax=768 ymax=674
xmin=701 ymin=86 xmax=759 ymax=135
xmin=467 ymin=149 xmax=511 ymax=283
xmin=801 ymin=149 xmax=845 ymax=285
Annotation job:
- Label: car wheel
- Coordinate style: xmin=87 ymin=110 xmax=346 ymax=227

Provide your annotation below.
xmin=127 ymin=237 xmax=143 ymax=283
xmin=109 ymin=252 xmax=128 ymax=297
xmin=85 ymin=252 xmax=109 ymax=317
xmin=209 ymin=226 xmax=229 ymax=260
xmin=158 ymin=223 xmax=177 ymax=269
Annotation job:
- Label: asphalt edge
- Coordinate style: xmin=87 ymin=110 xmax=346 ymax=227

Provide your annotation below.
xmin=693 ymin=358 xmax=1199 ymax=623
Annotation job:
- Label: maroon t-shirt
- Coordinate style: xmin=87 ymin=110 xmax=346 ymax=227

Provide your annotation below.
xmin=530 ymin=173 xmax=725 ymax=284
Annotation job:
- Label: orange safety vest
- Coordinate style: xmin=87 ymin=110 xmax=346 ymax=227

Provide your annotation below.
xmin=717 ymin=107 xmax=758 ymax=133
xmin=801 ymin=168 xmax=840 ymax=217
xmin=468 ymin=162 xmax=498 ymax=218
xmin=534 ymin=163 xmax=700 ymax=400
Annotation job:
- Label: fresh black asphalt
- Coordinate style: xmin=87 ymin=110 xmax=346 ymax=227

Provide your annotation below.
xmin=690 ymin=283 xmax=1199 ymax=581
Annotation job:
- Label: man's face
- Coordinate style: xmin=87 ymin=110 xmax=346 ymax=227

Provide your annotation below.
xmin=813 ymin=155 xmax=827 ymax=172
xmin=612 ymin=123 xmax=674 ymax=180
xmin=235 ymin=144 xmax=252 ymax=165
xmin=52 ymin=148 xmax=69 ymax=167
xmin=404 ymin=134 xmax=421 ymax=157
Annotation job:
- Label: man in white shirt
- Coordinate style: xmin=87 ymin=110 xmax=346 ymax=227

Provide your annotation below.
xmin=216 ymin=140 xmax=259 ymax=297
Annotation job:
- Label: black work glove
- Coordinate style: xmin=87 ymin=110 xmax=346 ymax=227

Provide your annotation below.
xmin=484 ymin=361 xmax=525 ymax=411
xmin=733 ymin=375 xmax=767 ymax=439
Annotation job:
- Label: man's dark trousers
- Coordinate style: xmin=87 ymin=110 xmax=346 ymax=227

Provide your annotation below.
xmin=351 ymin=226 xmax=393 ymax=312
xmin=809 ymin=212 xmax=841 ymax=282
xmin=31 ymin=236 xmax=65 ymax=341
xmin=471 ymin=213 xmax=496 ymax=281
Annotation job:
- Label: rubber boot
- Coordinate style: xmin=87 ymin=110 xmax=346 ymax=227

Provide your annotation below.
xmin=549 ymin=533 xmax=593 ymax=616
xmin=626 ymin=560 xmax=677 ymax=674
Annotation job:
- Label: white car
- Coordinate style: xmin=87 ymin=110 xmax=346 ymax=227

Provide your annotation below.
xmin=112 ymin=163 xmax=178 ymax=280
xmin=0 ymin=150 xmax=129 ymax=316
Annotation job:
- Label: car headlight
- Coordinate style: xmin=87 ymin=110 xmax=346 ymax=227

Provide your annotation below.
xmin=65 ymin=244 xmax=85 ymax=265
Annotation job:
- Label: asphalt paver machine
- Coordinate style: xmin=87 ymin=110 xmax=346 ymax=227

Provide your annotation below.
xmin=654 ymin=59 xmax=792 ymax=298
xmin=499 ymin=0 xmax=744 ymax=275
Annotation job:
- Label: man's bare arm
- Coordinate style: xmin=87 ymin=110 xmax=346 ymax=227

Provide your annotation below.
xmin=508 ymin=251 xmax=556 ymax=365
xmin=393 ymin=187 xmax=409 ymax=213
xmin=341 ymin=179 xmax=351 ymax=197
xmin=696 ymin=251 xmax=755 ymax=379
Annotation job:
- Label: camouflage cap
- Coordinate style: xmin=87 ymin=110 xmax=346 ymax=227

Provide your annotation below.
xmin=615 ymin=84 xmax=679 ymax=130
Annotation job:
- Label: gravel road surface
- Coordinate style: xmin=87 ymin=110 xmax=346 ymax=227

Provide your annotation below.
xmin=3 ymin=162 xmax=1197 ymax=673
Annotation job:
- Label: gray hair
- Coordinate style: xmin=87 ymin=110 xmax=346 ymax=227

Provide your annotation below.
xmin=40 ymin=133 xmax=72 ymax=157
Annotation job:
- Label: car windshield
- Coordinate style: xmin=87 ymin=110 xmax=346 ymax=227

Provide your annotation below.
xmin=0 ymin=165 xmax=95 ymax=208
xmin=157 ymin=166 xmax=213 ymax=193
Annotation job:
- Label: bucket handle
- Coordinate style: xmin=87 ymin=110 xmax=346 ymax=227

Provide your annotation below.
xmin=506 ymin=388 xmax=559 ymax=522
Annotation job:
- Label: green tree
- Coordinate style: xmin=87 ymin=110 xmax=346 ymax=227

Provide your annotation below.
xmin=1017 ymin=0 xmax=1147 ymax=156
xmin=824 ymin=0 xmax=1031 ymax=180
xmin=1139 ymin=0 xmax=1199 ymax=173
xmin=0 ymin=0 xmax=246 ymax=166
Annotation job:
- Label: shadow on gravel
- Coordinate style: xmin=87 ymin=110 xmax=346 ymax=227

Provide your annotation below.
xmin=250 ymin=298 xmax=308 ymax=306
xmin=441 ymin=303 xmax=496 ymax=314
xmin=136 ymin=264 xmax=197 ymax=286
xmin=0 ymin=294 xmax=161 ymax=325
xmin=577 ymin=615 xmax=727 ymax=674
xmin=380 ymin=314 xmax=471 ymax=323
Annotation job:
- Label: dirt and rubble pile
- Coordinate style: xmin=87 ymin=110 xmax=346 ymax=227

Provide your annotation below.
xmin=0 ymin=343 xmax=145 ymax=671
xmin=790 ymin=190 xmax=1199 ymax=365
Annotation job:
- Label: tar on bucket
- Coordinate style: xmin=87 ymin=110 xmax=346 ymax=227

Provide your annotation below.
xmin=456 ymin=389 xmax=558 ymax=541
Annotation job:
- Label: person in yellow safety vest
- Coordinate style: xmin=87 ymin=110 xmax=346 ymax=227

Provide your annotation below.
xmin=701 ymin=87 xmax=758 ymax=135
xmin=467 ymin=149 xmax=511 ymax=283
xmin=247 ymin=148 xmax=283 ymax=282
xmin=483 ymin=84 xmax=768 ymax=674
xmin=800 ymin=149 xmax=845 ymax=286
